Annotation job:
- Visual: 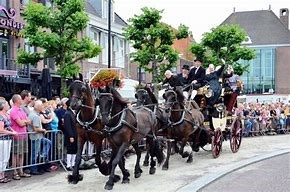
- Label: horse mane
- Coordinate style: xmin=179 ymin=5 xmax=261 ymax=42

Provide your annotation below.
xmin=111 ymin=87 xmax=129 ymax=106
xmin=85 ymin=83 xmax=94 ymax=106
xmin=145 ymin=86 xmax=158 ymax=104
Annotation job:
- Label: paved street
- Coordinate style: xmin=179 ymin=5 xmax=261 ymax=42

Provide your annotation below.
xmin=200 ymin=153 xmax=290 ymax=192
xmin=1 ymin=135 xmax=290 ymax=192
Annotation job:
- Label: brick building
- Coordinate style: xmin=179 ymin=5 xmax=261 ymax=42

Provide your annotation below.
xmin=0 ymin=0 xmax=130 ymax=98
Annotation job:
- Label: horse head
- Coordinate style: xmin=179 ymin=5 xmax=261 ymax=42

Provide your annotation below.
xmin=163 ymin=89 xmax=178 ymax=113
xmin=98 ymin=86 xmax=114 ymax=125
xmin=69 ymin=80 xmax=92 ymax=111
xmin=135 ymin=89 xmax=150 ymax=106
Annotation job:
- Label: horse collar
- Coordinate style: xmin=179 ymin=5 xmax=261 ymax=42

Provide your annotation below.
xmin=169 ymin=110 xmax=186 ymax=126
xmin=76 ymin=106 xmax=99 ymax=130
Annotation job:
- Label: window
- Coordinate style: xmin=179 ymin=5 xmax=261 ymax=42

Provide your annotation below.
xmin=24 ymin=39 xmax=36 ymax=53
xmin=44 ymin=57 xmax=55 ymax=70
xmin=88 ymin=28 xmax=100 ymax=63
xmin=102 ymin=0 xmax=108 ymax=19
xmin=0 ymin=0 xmax=9 ymax=17
xmin=114 ymin=37 xmax=125 ymax=68
xmin=101 ymin=33 xmax=108 ymax=65
xmin=20 ymin=0 xmax=29 ymax=5
xmin=241 ymin=48 xmax=275 ymax=94
xmin=0 ymin=0 xmax=8 ymax=7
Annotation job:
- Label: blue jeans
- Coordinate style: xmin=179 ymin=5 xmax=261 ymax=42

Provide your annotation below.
xmin=40 ymin=137 xmax=52 ymax=160
xmin=244 ymin=119 xmax=252 ymax=136
xmin=30 ymin=139 xmax=41 ymax=173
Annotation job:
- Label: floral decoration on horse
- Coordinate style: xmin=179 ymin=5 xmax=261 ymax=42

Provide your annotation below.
xmin=90 ymin=68 xmax=124 ymax=88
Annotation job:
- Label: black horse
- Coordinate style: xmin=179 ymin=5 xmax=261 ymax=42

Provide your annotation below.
xmin=98 ymin=86 xmax=164 ymax=190
xmin=135 ymin=88 xmax=169 ymax=170
xmin=162 ymin=89 xmax=210 ymax=169
xmin=67 ymin=80 xmax=112 ymax=184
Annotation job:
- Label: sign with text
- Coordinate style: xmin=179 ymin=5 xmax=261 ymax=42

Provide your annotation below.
xmin=0 ymin=6 xmax=25 ymax=33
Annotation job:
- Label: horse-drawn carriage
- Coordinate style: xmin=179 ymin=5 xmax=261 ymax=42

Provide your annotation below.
xmin=188 ymin=83 xmax=243 ymax=158
xmin=66 ymin=68 xmax=243 ymax=190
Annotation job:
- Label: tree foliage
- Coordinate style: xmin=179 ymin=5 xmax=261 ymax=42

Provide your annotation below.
xmin=124 ymin=7 xmax=189 ymax=83
xmin=17 ymin=0 xmax=101 ymax=78
xmin=190 ymin=24 xmax=255 ymax=75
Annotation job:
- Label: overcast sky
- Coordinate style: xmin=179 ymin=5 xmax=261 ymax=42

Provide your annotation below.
xmin=114 ymin=0 xmax=289 ymax=42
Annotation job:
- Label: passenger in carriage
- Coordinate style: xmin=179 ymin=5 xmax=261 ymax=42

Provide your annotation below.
xmin=204 ymin=63 xmax=226 ymax=130
xmin=223 ymin=65 xmax=242 ymax=114
xmin=177 ymin=64 xmax=191 ymax=99
xmin=188 ymin=58 xmax=206 ymax=101
xmin=204 ymin=63 xmax=225 ymax=106
xmin=162 ymin=70 xmax=185 ymax=104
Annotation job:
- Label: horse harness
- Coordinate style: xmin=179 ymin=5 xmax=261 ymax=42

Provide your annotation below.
xmin=76 ymin=105 xmax=103 ymax=135
xmin=167 ymin=101 xmax=199 ymax=136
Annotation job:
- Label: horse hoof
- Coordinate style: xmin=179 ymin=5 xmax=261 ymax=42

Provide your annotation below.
xmin=122 ymin=178 xmax=130 ymax=184
xmin=192 ymin=146 xmax=200 ymax=152
xmin=182 ymin=151 xmax=190 ymax=158
xmin=143 ymin=161 xmax=149 ymax=167
xmin=186 ymin=158 xmax=193 ymax=163
xmin=162 ymin=166 xmax=168 ymax=170
xmin=67 ymin=174 xmax=83 ymax=184
xmin=149 ymin=167 xmax=156 ymax=175
xmin=113 ymin=175 xmax=121 ymax=183
xmin=104 ymin=183 xmax=114 ymax=190
xmin=135 ymin=172 xmax=142 ymax=178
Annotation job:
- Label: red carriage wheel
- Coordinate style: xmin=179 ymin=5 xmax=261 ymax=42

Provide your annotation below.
xmin=230 ymin=118 xmax=243 ymax=153
xmin=211 ymin=128 xmax=222 ymax=158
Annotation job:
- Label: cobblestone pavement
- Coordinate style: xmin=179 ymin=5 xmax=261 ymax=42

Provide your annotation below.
xmin=2 ymin=135 xmax=290 ymax=192
xmin=200 ymin=153 xmax=290 ymax=192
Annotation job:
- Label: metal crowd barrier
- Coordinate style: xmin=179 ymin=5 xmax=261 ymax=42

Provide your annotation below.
xmin=0 ymin=130 xmax=64 ymax=172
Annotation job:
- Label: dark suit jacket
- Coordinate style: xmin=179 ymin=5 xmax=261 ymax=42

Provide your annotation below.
xmin=189 ymin=66 xmax=206 ymax=85
xmin=162 ymin=75 xmax=184 ymax=87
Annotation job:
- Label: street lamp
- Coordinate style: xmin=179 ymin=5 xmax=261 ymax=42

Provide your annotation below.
xmin=108 ymin=0 xmax=111 ymax=68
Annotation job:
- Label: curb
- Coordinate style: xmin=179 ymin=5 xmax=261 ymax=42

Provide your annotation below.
xmin=177 ymin=149 xmax=290 ymax=192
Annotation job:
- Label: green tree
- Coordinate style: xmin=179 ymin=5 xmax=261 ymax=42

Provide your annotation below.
xmin=190 ymin=24 xmax=255 ymax=75
xmin=124 ymin=7 xmax=189 ymax=83
xmin=17 ymin=0 xmax=101 ymax=94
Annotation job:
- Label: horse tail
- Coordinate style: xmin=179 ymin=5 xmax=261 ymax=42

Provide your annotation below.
xmin=98 ymin=160 xmax=112 ymax=176
xmin=150 ymin=137 xmax=165 ymax=165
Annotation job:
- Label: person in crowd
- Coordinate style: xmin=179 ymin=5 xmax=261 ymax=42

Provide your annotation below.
xmin=20 ymin=90 xmax=32 ymax=116
xmin=0 ymin=98 xmax=17 ymax=183
xmin=27 ymin=100 xmax=48 ymax=175
xmin=37 ymin=100 xmax=53 ymax=172
xmin=162 ymin=70 xmax=185 ymax=104
xmin=52 ymin=96 xmax=61 ymax=109
xmin=55 ymin=97 xmax=69 ymax=134
xmin=10 ymin=94 xmax=31 ymax=180
xmin=63 ymin=99 xmax=78 ymax=171
xmin=45 ymin=100 xmax=59 ymax=170
xmin=284 ymin=104 xmax=290 ymax=129
xmin=28 ymin=96 xmax=37 ymax=112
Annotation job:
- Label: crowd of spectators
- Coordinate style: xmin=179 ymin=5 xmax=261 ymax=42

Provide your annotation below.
xmin=0 ymin=91 xmax=77 ymax=184
xmin=233 ymin=101 xmax=290 ymax=136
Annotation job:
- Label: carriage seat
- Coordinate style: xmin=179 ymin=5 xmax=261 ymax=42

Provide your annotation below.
xmin=196 ymin=85 xmax=210 ymax=95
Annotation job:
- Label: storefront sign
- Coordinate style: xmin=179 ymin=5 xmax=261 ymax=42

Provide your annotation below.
xmin=0 ymin=6 xmax=24 ymax=31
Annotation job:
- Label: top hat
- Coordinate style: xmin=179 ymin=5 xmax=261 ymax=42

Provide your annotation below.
xmin=194 ymin=57 xmax=203 ymax=62
xmin=182 ymin=64 xmax=190 ymax=70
